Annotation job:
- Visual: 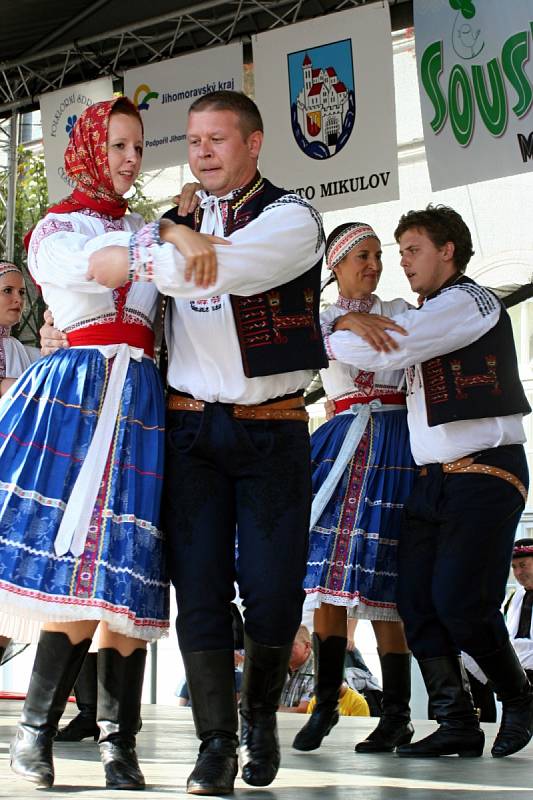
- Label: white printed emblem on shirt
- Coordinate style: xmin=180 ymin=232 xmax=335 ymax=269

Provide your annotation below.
xmin=190 ymin=296 xmax=222 ymax=313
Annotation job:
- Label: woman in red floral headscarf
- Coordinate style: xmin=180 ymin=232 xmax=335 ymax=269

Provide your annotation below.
xmin=1 ymin=97 xmax=217 ymax=791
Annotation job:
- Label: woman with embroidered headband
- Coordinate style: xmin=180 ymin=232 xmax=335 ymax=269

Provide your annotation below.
xmin=0 ymin=261 xmax=39 ymax=668
xmin=0 ymin=96 xmax=221 ymax=792
xmin=293 ymin=222 xmax=417 ymax=755
xmin=0 ymin=261 xmax=39 ymax=399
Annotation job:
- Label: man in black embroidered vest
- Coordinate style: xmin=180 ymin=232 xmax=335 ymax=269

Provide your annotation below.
xmin=86 ymin=91 xmax=326 ymax=795
xmin=320 ymin=204 xmax=532 ymax=760
xmin=507 ymin=539 xmax=533 ymax=684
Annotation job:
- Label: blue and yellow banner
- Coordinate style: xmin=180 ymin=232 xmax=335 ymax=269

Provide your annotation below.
xmin=124 ymin=44 xmax=243 ymax=171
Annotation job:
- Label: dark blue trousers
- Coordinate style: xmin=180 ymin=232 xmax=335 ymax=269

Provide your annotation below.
xmin=397 ymin=444 xmax=528 ymax=661
xmin=162 ymin=403 xmax=311 ymax=653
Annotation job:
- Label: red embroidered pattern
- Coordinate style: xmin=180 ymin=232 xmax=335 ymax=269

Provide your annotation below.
xmin=268 ymin=288 xmax=318 ymax=344
xmin=235 ymin=289 xmax=319 ymax=350
xmin=353 ymin=370 xmax=375 ymax=396
xmin=31 ymin=218 xmax=75 ymax=259
xmin=59 ymin=99 xmax=136 ymax=217
xmin=326 ymin=424 xmax=371 ymax=594
xmin=451 ymin=354 xmax=502 ymax=399
xmin=423 ymin=357 xmax=449 ymax=404
xmin=335 ymin=294 xmax=375 ymax=313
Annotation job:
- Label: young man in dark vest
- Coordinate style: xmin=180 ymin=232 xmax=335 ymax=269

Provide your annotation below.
xmin=87 ymin=90 xmax=326 ymax=795
xmin=504 ymin=539 xmax=533 ymax=685
xmin=321 ymin=204 xmax=532 ymax=760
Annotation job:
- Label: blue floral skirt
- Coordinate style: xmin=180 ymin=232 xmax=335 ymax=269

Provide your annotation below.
xmin=303 ymin=408 xmax=417 ymax=620
xmin=0 ymin=348 xmax=169 ymax=642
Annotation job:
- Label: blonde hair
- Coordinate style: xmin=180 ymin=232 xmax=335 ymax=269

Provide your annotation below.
xmin=294 ymin=624 xmax=311 ymax=646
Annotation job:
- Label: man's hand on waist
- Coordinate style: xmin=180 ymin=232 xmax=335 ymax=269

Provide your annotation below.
xmin=40 ymin=309 xmax=69 ymax=355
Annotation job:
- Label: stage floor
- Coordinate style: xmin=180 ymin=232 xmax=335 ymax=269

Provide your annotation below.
xmin=1 ymin=702 xmax=532 ymax=799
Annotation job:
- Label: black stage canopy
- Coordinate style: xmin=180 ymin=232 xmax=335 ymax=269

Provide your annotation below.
xmin=0 ymin=0 xmax=413 ymax=117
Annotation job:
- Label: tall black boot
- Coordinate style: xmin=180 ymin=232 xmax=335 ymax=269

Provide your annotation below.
xmin=97 ymin=648 xmax=146 ymax=790
xmin=10 ymin=631 xmax=91 ymax=787
xmin=475 ymin=642 xmax=533 ymax=757
xmin=56 ymin=652 xmax=99 ymax=742
xmin=183 ymin=649 xmax=238 ymax=796
xmin=355 ymin=652 xmax=414 ymax=753
xmin=292 ymin=634 xmax=346 ymax=751
xmin=397 ymin=656 xmax=484 ymax=758
xmin=239 ymin=633 xmax=292 ymax=787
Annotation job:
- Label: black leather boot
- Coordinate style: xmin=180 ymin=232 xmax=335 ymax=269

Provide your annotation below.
xmin=56 ymin=652 xmax=99 ymax=742
xmin=397 ymin=656 xmax=484 ymax=758
xmin=97 ymin=648 xmax=146 ymax=790
xmin=239 ymin=633 xmax=292 ymax=787
xmin=356 ymin=652 xmax=414 ymax=753
xmin=292 ymin=634 xmax=346 ymax=751
xmin=10 ymin=631 xmax=91 ymax=787
xmin=475 ymin=642 xmax=533 ymax=757
xmin=183 ymin=649 xmax=238 ymax=796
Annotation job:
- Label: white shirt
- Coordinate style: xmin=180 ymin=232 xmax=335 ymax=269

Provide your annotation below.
xmin=148 ymin=193 xmax=325 ymax=404
xmin=28 ymin=210 xmax=159 ymax=332
xmin=506 ymin=585 xmax=533 ymax=671
xmin=326 ymin=282 xmax=526 ymax=465
xmin=320 ymin=296 xmax=410 ymax=401
xmin=1 ymin=334 xmax=39 ymax=380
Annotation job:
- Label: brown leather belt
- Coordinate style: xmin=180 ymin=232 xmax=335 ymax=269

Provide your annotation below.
xmin=419 ymin=456 xmax=527 ymax=503
xmin=167 ymin=393 xmax=309 ymax=422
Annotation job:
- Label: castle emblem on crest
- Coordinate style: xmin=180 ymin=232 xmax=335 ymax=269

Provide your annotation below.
xmin=288 ymin=39 xmax=355 ymax=160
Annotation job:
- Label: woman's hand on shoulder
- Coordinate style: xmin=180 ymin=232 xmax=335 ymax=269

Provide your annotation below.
xmin=333 ymin=312 xmax=407 ymax=352
xmin=171 ymin=182 xmax=202 ymax=216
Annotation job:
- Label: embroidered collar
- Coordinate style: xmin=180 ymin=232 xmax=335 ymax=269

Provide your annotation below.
xmin=197 ymin=172 xmax=263 ymax=209
xmin=228 ymin=172 xmax=263 ymax=213
xmin=195 ymin=172 xmax=265 ymax=236
xmin=0 ymin=325 xmax=11 ymax=337
xmin=336 ymin=294 xmax=375 ymax=313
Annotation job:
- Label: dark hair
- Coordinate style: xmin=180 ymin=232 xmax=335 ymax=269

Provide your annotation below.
xmin=111 ymin=96 xmax=143 ymax=125
xmin=323 ymin=223 xmax=354 ymax=288
xmin=394 ymin=204 xmax=474 ymax=273
xmin=188 ymin=90 xmax=263 ymax=137
xmin=325 ymin=222 xmax=354 ymax=254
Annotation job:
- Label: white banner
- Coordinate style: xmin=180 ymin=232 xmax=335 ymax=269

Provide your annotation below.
xmin=40 ymin=78 xmax=114 ymax=202
xmin=253 ymin=3 xmax=398 ymax=213
xmin=124 ymin=44 xmax=243 ymax=171
xmin=414 ymin=0 xmax=533 ymax=191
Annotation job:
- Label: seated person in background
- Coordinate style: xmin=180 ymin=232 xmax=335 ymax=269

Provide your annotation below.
xmin=279 ymin=625 xmax=314 ymax=713
xmin=279 ymin=625 xmax=369 ymax=716
xmin=307 ymin=682 xmax=369 ymax=717
xmin=507 ymin=538 xmax=533 ymax=685
xmin=463 ymin=537 xmax=533 ymax=721
xmin=0 ymin=261 xmax=39 ymax=668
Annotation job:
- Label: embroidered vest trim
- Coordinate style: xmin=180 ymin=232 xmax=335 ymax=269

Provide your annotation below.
xmin=421 ymin=276 xmax=531 ymax=427
xmin=164 ymin=173 xmax=327 ymax=378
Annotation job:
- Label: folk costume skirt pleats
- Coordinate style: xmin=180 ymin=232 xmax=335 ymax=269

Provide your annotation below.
xmin=303 ymin=407 xmax=416 ymax=621
xmin=0 ymin=347 xmax=169 ymax=642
